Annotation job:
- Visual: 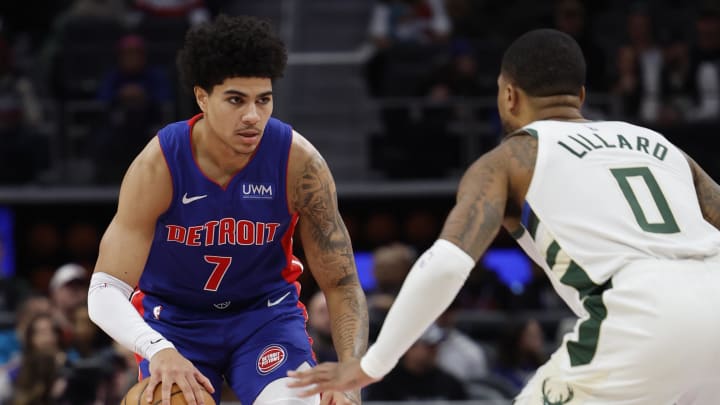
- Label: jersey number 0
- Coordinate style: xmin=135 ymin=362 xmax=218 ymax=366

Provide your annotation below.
xmin=611 ymin=167 xmax=680 ymax=234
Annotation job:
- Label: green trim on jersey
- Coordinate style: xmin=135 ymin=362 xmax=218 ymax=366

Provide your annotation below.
xmin=544 ymin=240 xmax=611 ymax=367
xmin=510 ymin=227 xmax=526 ymax=239
xmin=521 ymin=202 xmax=541 ymax=240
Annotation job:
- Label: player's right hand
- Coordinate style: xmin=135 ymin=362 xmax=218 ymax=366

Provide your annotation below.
xmin=287 ymin=358 xmax=378 ymax=397
xmin=145 ymin=348 xmax=215 ymax=405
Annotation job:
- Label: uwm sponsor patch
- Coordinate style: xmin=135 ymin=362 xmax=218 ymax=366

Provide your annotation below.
xmin=256 ymin=345 xmax=287 ymax=374
xmin=242 ymin=182 xmax=274 ymax=199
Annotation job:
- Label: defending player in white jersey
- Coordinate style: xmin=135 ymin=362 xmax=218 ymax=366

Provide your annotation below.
xmin=288 ymin=28 xmax=720 ymax=404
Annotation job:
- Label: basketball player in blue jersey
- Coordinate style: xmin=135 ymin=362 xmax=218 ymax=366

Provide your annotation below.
xmin=87 ymin=15 xmax=368 ymax=405
xmin=289 ymin=29 xmax=720 ymax=404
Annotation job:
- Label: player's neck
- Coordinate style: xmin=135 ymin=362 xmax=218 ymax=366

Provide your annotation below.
xmin=193 ymin=118 xmax=252 ymax=175
xmin=527 ymin=95 xmax=586 ymax=123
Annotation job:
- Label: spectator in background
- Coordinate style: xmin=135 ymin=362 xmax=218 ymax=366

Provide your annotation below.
xmin=48 ymin=263 xmax=89 ymax=344
xmin=658 ymin=36 xmax=695 ymax=125
xmin=307 ymin=291 xmax=336 ymax=363
xmin=93 ymin=34 xmax=172 ymax=183
xmin=61 ymin=305 xmax=117 ymax=405
xmin=553 ymin=0 xmax=608 ymax=92
xmin=685 ymin=7 xmax=720 ymax=122
xmin=0 ymin=35 xmax=47 ymax=184
xmin=97 ymin=34 xmax=172 ymax=108
xmin=611 ymin=4 xmax=663 ymax=123
xmin=0 ymin=295 xmax=51 ymax=367
xmin=491 ymin=318 xmax=547 ymax=396
xmin=434 ymin=300 xmax=489 ymax=382
xmin=364 ymin=324 xmax=467 ymax=401
xmin=364 ymin=0 xmax=451 ymax=97
xmin=132 ymin=0 xmax=210 ymax=26
xmin=421 ymin=39 xmax=488 ymax=132
xmin=368 ymin=0 xmax=451 ymax=49
xmin=9 ymin=313 xmax=68 ymax=405
xmin=367 ymin=243 xmax=415 ymax=315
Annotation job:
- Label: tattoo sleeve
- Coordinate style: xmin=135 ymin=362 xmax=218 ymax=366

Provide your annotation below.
xmin=688 ymin=156 xmax=720 ymax=230
xmin=294 ymin=153 xmax=369 ymax=360
xmin=440 ymin=136 xmax=536 ymax=260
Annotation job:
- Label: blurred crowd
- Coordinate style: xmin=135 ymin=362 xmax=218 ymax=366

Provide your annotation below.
xmin=366 ymin=0 xmax=720 ymax=177
xmin=0 ymin=263 xmax=137 ymax=404
xmin=0 ymin=0 xmax=719 ymax=403
xmin=0 ymin=0 xmax=718 ymax=184
xmin=0 ymin=203 xmax=572 ymax=403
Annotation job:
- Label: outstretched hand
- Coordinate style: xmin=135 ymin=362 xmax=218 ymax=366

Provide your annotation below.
xmin=287 ymin=358 xmax=378 ymax=397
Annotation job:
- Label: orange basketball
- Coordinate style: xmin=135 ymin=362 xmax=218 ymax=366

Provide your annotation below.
xmin=121 ymin=379 xmax=216 ymax=405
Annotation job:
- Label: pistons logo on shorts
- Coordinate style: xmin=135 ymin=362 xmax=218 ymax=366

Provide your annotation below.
xmin=256 ymin=345 xmax=287 ymax=375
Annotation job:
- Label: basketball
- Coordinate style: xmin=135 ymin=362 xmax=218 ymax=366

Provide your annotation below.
xmin=121 ymin=379 xmax=216 ymax=405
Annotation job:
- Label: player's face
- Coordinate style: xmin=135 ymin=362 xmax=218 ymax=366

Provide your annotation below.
xmin=200 ymin=77 xmax=274 ymax=155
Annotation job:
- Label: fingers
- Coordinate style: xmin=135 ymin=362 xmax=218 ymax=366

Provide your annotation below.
xmin=319 ymin=392 xmax=333 ymax=405
xmin=299 ymin=382 xmax=330 ymax=398
xmin=174 ymin=375 xmax=202 ymax=405
xmin=161 ymin=377 xmax=174 ymax=405
xmin=195 ymin=370 xmax=215 ymax=394
xmin=287 ymin=364 xmax=334 ymax=387
xmin=144 ymin=375 xmax=161 ymax=403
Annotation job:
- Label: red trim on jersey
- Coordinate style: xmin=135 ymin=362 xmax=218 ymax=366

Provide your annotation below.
xmin=285 ymin=129 xmax=294 ymax=215
xmin=186 ymin=113 xmax=203 ymax=128
xmin=280 ymin=213 xmax=300 ymax=283
xmin=187 ymin=113 xmax=265 ymax=191
xmin=293 ymin=281 xmax=317 ymax=362
xmin=130 ymin=289 xmax=147 ymax=379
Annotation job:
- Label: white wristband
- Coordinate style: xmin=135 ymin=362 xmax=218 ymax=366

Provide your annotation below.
xmin=87 ymin=272 xmax=175 ymax=360
xmin=359 ymin=239 xmax=475 ymax=379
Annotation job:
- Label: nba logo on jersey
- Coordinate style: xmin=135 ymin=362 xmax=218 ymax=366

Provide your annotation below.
xmin=241 ymin=182 xmax=274 ymax=200
xmin=256 ymin=345 xmax=286 ymax=374
xmin=153 ymin=305 xmax=163 ymax=320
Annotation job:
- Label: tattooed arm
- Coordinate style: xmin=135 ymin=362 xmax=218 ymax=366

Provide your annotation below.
xmin=286 ymin=135 xmax=538 ymax=394
xmin=685 ymin=154 xmax=720 ymax=230
xmin=288 ymin=132 xmax=368 ymax=390
xmin=287 ymin=135 xmax=538 ymax=393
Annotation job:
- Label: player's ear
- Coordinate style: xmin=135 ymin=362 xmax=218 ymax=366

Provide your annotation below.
xmin=578 ymin=85 xmax=586 ymax=105
xmin=506 ymin=82 xmax=520 ymax=114
xmin=194 ymin=86 xmax=209 ymax=112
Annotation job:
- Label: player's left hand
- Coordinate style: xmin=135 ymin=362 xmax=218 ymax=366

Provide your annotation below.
xmin=287 ymin=358 xmax=377 ymax=397
xmin=320 ymin=390 xmax=360 ymax=405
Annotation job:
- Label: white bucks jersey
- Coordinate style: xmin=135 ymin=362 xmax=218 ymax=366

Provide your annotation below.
xmin=514 ymin=120 xmax=720 ymax=316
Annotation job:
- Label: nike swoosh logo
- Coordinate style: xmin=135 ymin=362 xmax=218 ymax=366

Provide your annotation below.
xmin=150 ymin=338 xmax=164 ymax=344
xmin=267 ymin=291 xmax=291 ymax=307
xmin=182 ymin=193 xmax=208 ymax=204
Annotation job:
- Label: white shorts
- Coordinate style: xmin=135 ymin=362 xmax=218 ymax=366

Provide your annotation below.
xmin=515 ymin=258 xmax=720 ymax=405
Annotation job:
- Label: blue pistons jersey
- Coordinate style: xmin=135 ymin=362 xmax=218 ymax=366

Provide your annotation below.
xmin=131 ymin=114 xmax=316 ymax=405
xmin=139 ymin=113 xmax=301 ymax=311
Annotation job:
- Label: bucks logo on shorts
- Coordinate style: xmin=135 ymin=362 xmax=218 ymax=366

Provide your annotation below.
xmin=542 ymin=378 xmax=574 ymax=405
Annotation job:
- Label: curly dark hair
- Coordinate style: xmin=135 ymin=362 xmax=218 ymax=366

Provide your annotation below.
xmin=177 ymin=14 xmax=288 ymax=92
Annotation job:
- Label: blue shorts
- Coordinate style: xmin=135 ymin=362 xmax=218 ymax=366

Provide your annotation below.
xmin=132 ymin=284 xmax=316 ymax=405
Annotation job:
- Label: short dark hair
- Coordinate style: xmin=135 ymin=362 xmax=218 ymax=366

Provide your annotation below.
xmin=177 ymin=15 xmax=288 ymax=92
xmin=500 ymin=28 xmax=586 ymax=97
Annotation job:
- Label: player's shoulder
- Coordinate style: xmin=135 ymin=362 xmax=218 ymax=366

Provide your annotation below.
xmin=125 ymin=136 xmax=171 ymax=186
xmin=289 ymin=129 xmax=323 ymax=163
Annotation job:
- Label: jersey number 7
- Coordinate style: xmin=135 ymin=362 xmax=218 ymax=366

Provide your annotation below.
xmin=203 ymin=255 xmax=232 ymax=291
